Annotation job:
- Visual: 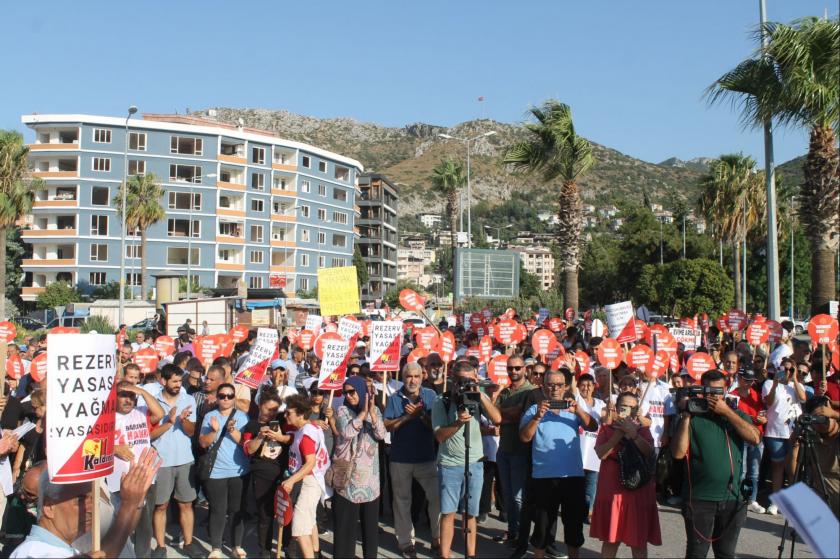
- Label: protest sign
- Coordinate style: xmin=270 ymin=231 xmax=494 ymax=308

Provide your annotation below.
xmin=548 ymin=317 xmax=565 ymax=333
xmin=727 ymin=309 xmax=748 ymax=332
xmin=0 ymin=321 xmax=16 ymax=344
xmin=487 ymin=355 xmax=510 ymax=387
xmin=30 ymin=351 xmax=48 ymax=382
xmin=370 ymin=321 xmax=402 ymax=372
xmin=305 ymin=314 xmax=323 ymax=334
xmin=317 ymin=266 xmax=360 ymax=316
xmin=314 ymin=332 xmax=344 ymax=359
xmin=298 ymin=330 xmax=316 ymax=351
xmin=679 ymin=317 xmax=696 ymax=329
xmin=287 ymin=328 xmax=300 ymax=346
xmin=590 ymin=319 xmax=605 ymax=338
xmin=767 ymin=320 xmax=784 ymax=344
xmin=625 ymin=344 xmax=654 ymax=373
xmin=565 ymin=308 xmax=576 ymax=321
xmin=337 ymin=316 xmax=362 ymax=341
xmin=47 ymin=334 xmax=117 ymax=483
xmin=531 ymin=329 xmax=559 ymax=358
xmin=670 ymin=328 xmax=702 ymax=351
xmin=716 ymin=316 xmax=731 ymax=334
xmin=649 ymin=351 xmax=670 ymax=378
xmin=574 ymin=350 xmax=591 ymax=376
xmin=479 ymin=335 xmax=494 ymax=363
xmin=274 ymin=485 xmax=294 ymax=527
xmin=50 ymin=326 xmax=80 ymax=334
xmin=494 ymin=319 xmax=519 ymax=346
xmin=229 ymin=325 xmax=250 ymax=344
xmin=133 ymin=347 xmax=159 ymax=375
xmin=318 ymin=338 xmax=352 ymax=391
xmin=153 ymin=335 xmax=175 ymax=358
xmin=439 ymin=331 xmax=457 ymax=363
xmin=537 ymin=308 xmax=550 ymax=325
xmin=398 ymin=288 xmax=425 ymax=312
xmin=596 ymin=338 xmax=624 ymax=369
xmin=193 ymin=336 xmax=223 ymax=364
xmin=605 ymin=301 xmax=636 ymax=343
xmin=234 ymin=328 xmax=279 ymax=389
xmin=5 ymin=354 xmax=23 ymax=380
xmin=513 ymin=323 xmax=528 ymax=345
xmin=407 ymin=347 xmax=428 ymax=364
xmin=634 ymin=320 xmax=650 ymax=343
xmin=414 ymin=326 xmax=440 ymax=352
xmin=686 ymin=353 xmax=717 ymax=381
xmin=808 ymin=314 xmax=839 ymax=345
xmin=746 ymin=322 xmax=770 ymax=346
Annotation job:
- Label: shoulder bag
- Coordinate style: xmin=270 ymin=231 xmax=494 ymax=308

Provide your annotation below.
xmin=324 ymin=429 xmax=362 ymax=491
xmin=196 ymin=412 xmax=235 ymax=482
xmin=617 ymin=438 xmax=655 ymax=490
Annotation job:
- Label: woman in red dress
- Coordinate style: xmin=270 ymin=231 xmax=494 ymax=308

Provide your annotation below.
xmin=590 ymin=391 xmax=662 ymax=558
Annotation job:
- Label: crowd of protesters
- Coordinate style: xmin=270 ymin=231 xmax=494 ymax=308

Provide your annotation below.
xmin=0 ymin=312 xmax=837 ymax=559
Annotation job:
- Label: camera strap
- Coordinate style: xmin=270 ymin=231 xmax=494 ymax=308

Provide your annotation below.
xmin=686 ymin=423 xmax=737 ymax=544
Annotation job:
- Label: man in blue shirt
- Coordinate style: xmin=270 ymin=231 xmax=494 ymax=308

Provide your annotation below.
xmin=149 ymin=364 xmax=203 ymax=558
xmin=520 ymin=369 xmax=596 ymax=559
xmin=384 ymin=362 xmax=440 ymax=559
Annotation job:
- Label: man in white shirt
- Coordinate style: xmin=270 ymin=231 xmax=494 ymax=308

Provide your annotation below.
xmin=762 ymin=357 xmax=807 ymax=515
xmin=639 ymin=369 xmax=676 ymax=456
xmin=131 ymin=331 xmax=152 ymax=353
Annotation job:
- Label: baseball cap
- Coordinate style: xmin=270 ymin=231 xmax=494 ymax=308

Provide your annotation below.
xmin=269 ymin=359 xmax=286 ymax=370
xmin=738 ymin=368 xmax=756 ymax=380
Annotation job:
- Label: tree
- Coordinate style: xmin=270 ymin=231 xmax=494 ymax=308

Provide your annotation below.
xmin=635 ymin=259 xmax=733 ymax=317
xmin=503 ymin=100 xmax=594 ymax=312
xmin=383 ymin=279 xmax=425 ymax=310
xmin=114 ymin=173 xmax=166 ymax=302
xmin=430 ymin=158 xmax=465 ymax=252
xmin=5 ymin=228 xmax=27 ymax=311
xmin=519 ymin=263 xmax=542 ymax=299
xmin=91 ymin=281 xmax=132 ymax=300
xmin=36 ymin=282 xmax=80 ymax=310
xmin=353 ymin=245 xmax=369 ymax=289
xmin=0 ymin=131 xmax=38 ymax=318
xmin=708 ymin=16 xmax=839 ymax=313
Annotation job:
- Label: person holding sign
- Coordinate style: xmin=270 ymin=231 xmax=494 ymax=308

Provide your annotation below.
xmin=198 ymin=383 xmax=250 ymax=559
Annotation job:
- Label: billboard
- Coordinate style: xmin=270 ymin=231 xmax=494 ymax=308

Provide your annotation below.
xmin=454 ymin=248 xmax=520 ymax=302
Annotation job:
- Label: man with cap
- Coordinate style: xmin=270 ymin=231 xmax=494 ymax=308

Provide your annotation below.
xmin=11 ymin=448 xmax=160 ymax=559
xmin=256 ymin=358 xmax=298 ymax=409
xmin=728 ymin=368 xmax=768 ymax=513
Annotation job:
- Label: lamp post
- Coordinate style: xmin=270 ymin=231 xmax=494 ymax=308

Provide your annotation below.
xmin=118 ymin=105 xmax=138 ymax=327
xmin=438 ymin=131 xmax=496 ymax=248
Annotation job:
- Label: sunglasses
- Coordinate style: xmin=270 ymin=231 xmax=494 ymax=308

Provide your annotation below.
xmin=342 ymin=389 xmax=357 ymax=396
xmin=217 ymin=393 xmax=235 ymax=400
xmin=117 ymin=391 xmax=135 ymax=398
xmin=545 ymin=383 xmax=566 ymax=390
xmin=784 ymin=367 xmax=795 ymax=372
xmin=507 ymin=365 xmax=524 ymax=371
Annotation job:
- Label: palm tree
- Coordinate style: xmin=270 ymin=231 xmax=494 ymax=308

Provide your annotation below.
xmin=503 ymin=100 xmax=594 ymax=311
xmin=708 ymin=16 xmax=839 ymax=314
xmin=430 ymin=157 xmax=465 ymax=250
xmin=0 ymin=131 xmax=38 ymax=319
xmin=114 ymin=173 xmax=165 ymax=301
xmin=698 ymin=154 xmax=765 ymax=309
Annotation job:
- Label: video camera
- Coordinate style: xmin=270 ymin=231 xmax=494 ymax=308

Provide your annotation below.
xmin=451 ymin=377 xmax=494 ymax=416
xmin=674 ymin=385 xmax=725 ymax=414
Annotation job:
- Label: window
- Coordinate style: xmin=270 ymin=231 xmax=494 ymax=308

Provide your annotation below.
xmin=301 ymin=155 xmax=311 ymax=168
xmin=91 ymin=215 xmax=108 ymax=236
xmin=250 ymin=250 xmax=264 ymax=264
xmin=318 ymin=184 xmax=327 ymax=197
xmin=332 ymin=234 xmax=347 ymax=248
xmin=318 ymin=161 xmax=327 ymax=173
xmin=334 ymin=165 xmax=350 ymax=181
xmin=170 ymin=136 xmax=203 ymax=155
xmin=126 ymin=273 xmax=140 ymax=286
xmin=92 ymin=157 xmax=111 ymax=172
xmin=218 ymin=222 xmax=241 ymax=236
xmin=129 ymin=132 xmax=146 ymax=151
xmin=300 ymin=180 xmax=310 ymax=193
xmin=90 ymin=244 xmax=108 ymax=261
xmin=274 ymin=177 xmax=289 ymax=191
xmin=317 ymin=208 xmax=326 ymax=221
xmin=167 ymin=219 xmax=200 ymax=238
xmin=300 ymin=253 xmax=310 ymax=267
xmin=251 ymin=147 xmax=266 ymax=165
xmin=299 ymin=277 xmax=309 ymax=291
xmin=318 ymin=231 xmax=326 ymax=245
xmin=250 ymin=225 xmax=264 ymax=243
xmin=166 ymin=247 xmax=199 ymax=266
xmin=249 ymin=276 xmax=263 ymax=289
xmin=318 ymin=255 xmax=325 ymax=268
xmin=300 ymin=228 xmax=310 ymax=242
xmin=333 ymin=188 xmax=347 ymax=202
xmin=91 ymin=187 xmax=109 ymax=206
xmin=89 ymin=272 xmax=106 ymax=286
xmin=300 ymin=205 xmax=310 ymax=218
xmin=332 ymin=211 xmax=348 ymax=224
xmin=251 ymin=199 xmax=264 ymax=212
xmin=168 ymin=192 xmax=201 ymax=210
xmin=332 ymin=257 xmax=347 ymax=267
xmin=169 ymin=164 xmax=201 ymax=183
xmin=93 ymin=129 xmax=111 ymax=143
xmin=128 ymin=159 xmax=145 ymax=176
xmin=251 ymin=172 xmax=265 ymax=190
xmin=126 ymin=245 xmax=142 ymax=259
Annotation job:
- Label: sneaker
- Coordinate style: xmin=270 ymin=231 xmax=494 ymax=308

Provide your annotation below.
xmin=666 ymin=495 xmax=683 ymax=507
xmin=208 ymin=550 xmax=224 ymax=559
xmin=181 ymin=541 xmax=206 ymax=559
xmin=151 ymin=547 xmax=167 ymax=559
xmin=232 ymin=547 xmax=248 ymax=559
xmin=400 ymin=545 xmax=418 ymax=559
xmin=546 ymin=544 xmax=568 ymax=559
xmin=767 ymin=504 xmax=779 ymax=516
xmin=508 ymin=547 xmax=528 ymax=559
xmin=748 ymin=501 xmax=766 ymax=514
xmin=477 ymin=513 xmax=488 ymax=524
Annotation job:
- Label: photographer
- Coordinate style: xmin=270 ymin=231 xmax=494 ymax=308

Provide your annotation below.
xmin=672 ymin=370 xmax=761 ymax=559
xmin=799 ymin=396 xmax=839 ymax=512
xmin=432 ymin=359 xmax=501 ymax=559
xmin=519 ymin=369 xmax=597 ymax=559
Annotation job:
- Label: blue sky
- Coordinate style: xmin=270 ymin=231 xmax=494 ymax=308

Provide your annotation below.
xmin=2 ymin=0 xmax=834 ymax=165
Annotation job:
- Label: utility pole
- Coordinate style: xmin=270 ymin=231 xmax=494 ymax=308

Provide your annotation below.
xmin=682 ymin=214 xmax=686 ymax=258
xmin=760 ymin=0 xmax=782 ymax=319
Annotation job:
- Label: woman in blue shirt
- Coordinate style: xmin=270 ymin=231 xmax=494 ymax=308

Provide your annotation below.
xmin=199 ymin=383 xmax=250 ymax=559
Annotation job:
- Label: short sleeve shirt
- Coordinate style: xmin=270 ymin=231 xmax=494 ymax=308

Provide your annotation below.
xmin=761 ymin=381 xmax=801 ymax=439
xmin=200 ymin=410 xmax=250 ymax=479
xmin=682 ymin=410 xmax=749 ymax=501
xmin=498 ymin=381 xmax=535 ymax=455
xmin=432 ymin=395 xmax=484 ymax=466
xmin=520 ymin=404 xmax=584 ymax=478
xmin=639 ymin=379 xmax=676 ymax=447
xmin=152 ymin=390 xmax=198 ymax=467
xmin=385 ymin=387 xmax=437 ymax=464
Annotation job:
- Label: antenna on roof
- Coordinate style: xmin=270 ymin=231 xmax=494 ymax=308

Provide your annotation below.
xmin=237 ymin=118 xmax=245 ymax=130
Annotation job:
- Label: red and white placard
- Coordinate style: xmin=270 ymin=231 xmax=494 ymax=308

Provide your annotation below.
xmin=318 ymin=337 xmax=352 ymax=391
xmin=234 ymin=328 xmax=279 ymax=389
xmin=808 ymin=314 xmax=839 ymax=345
xmin=487 ymin=355 xmax=510 ymax=387
xmin=686 ymin=352 xmax=718 ymax=381
xmin=596 ymin=338 xmax=624 ymax=369
xmin=369 ymin=321 xmax=402 ymax=372
xmin=605 ymin=301 xmax=635 ymax=343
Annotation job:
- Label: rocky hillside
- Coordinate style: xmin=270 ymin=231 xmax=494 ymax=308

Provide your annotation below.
xmin=194 ymin=108 xmax=779 ymax=216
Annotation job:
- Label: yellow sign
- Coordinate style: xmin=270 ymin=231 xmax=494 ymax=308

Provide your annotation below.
xmin=317 ymin=266 xmax=361 ymax=316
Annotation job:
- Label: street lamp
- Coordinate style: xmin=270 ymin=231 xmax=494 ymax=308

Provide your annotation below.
xmin=118 ymin=105 xmax=138 ymax=327
xmin=438 ymin=130 xmax=496 ymax=249
xmin=483 ymin=224 xmax=512 ymax=247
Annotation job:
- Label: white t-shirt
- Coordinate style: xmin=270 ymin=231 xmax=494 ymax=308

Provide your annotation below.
xmin=761 ymin=380 xmax=802 ymax=439
xmin=639 ymin=380 xmax=676 ymax=448
xmin=576 ymin=395 xmax=606 ymax=472
xmin=107 ymin=408 xmax=152 ymax=492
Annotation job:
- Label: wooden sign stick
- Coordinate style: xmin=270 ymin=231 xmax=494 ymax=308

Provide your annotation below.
xmin=92 ymin=480 xmax=101 ymax=553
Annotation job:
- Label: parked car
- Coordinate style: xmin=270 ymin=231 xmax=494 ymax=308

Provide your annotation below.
xmin=45 ymin=316 xmax=87 ymax=329
xmin=11 ymin=316 xmax=45 ymax=330
xmin=130 ymin=317 xmax=158 ymax=331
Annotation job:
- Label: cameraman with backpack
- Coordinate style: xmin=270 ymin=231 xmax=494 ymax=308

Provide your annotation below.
xmin=671 ymin=370 xmax=761 ymax=559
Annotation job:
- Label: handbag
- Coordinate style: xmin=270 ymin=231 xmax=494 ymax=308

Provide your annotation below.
xmin=196 ymin=412 xmax=235 ymax=482
xmin=324 ymin=436 xmax=361 ymax=491
xmin=617 ymin=438 xmax=655 ymax=490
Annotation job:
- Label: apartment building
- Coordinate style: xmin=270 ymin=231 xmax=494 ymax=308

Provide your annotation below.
xmin=510 ymin=246 xmax=556 ymax=291
xmin=357 ymin=173 xmax=398 ymax=303
xmin=20 ymin=113 xmax=362 ymax=301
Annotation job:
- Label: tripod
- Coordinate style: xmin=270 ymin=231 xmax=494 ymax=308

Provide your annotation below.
xmin=776 ymin=421 xmax=830 ymax=559
xmin=462 ymin=410 xmax=473 ymax=556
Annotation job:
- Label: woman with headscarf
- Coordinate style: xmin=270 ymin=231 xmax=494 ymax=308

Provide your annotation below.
xmin=331 ymin=375 xmax=387 ymax=559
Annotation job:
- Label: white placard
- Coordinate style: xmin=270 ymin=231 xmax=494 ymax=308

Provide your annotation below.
xmin=337 ymin=317 xmax=362 ymax=341
xmin=235 ymin=328 xmax=279 ymax=388
xmin=669 ymin=327 xmax=702 ymax=351
xmin=605 ymin=301 xmax=635 ymax=342
xmin=318 ymin=338 xmax=351 ymax=390
xmin=47 ymin=334 xmax=117 ymax=484
xmin=305 ymin=314 xmax=323 ymax=334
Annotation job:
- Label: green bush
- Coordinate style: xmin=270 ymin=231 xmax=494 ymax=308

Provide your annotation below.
xmin=81 ymin=315 xmax=116 ymax=334
xmin=36 ymin=282 xmax=81 ymax=310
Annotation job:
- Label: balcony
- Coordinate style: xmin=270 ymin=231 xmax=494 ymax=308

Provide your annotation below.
xmin=271 ymin=213 xmax=296 ymax=223
xmin=217 ymin=207 xmax=246 ymax=218
xmin=21 ymin=228 xmax=78 ymax=238
xmin=216 ymin=235 xmax=245 ymax=245
xmin=21 ymin=287 xmax=46 ymax=298
xmin=270 ymin=239 xmax=295 ymax=248
xmin=218 ymin=153 xmax=247 ymax=165
xmin=270 ymin=265 xmax=296 ymax=273
xmin=22 ymin=258 xmax=76 ymax=267
xmin=28 ymin=143 xmax=77 ymax=151
xmin=272 ymin=163 xmax=297 ymax=172
xmin=33 ymin=170 xmax=78 ymax=179
xmin=273 ymin=148 xmax=296 ymax=171
xmin=33 ymin=198 xmax=78 ymax=208
xmin=216 ymin=262 xmax=245 ymax=271
xmin=217 ymin=180 xmax=246 ymax=192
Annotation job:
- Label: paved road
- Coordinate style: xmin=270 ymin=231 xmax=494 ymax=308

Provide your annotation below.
xmin=162 ymin=499 xmax=812 ymax=558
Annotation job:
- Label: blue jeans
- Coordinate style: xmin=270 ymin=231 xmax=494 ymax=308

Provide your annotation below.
xmin=583 ymin=469 xmax=598 ymax=514
xmin=741 ymin=441 xmax=764 ymax=502
xmin=496 ymin=450 xmax=528 ymax=535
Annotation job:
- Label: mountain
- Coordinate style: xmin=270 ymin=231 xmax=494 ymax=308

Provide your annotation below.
xmin=194 ymin=108 xmax=792 ymax=217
